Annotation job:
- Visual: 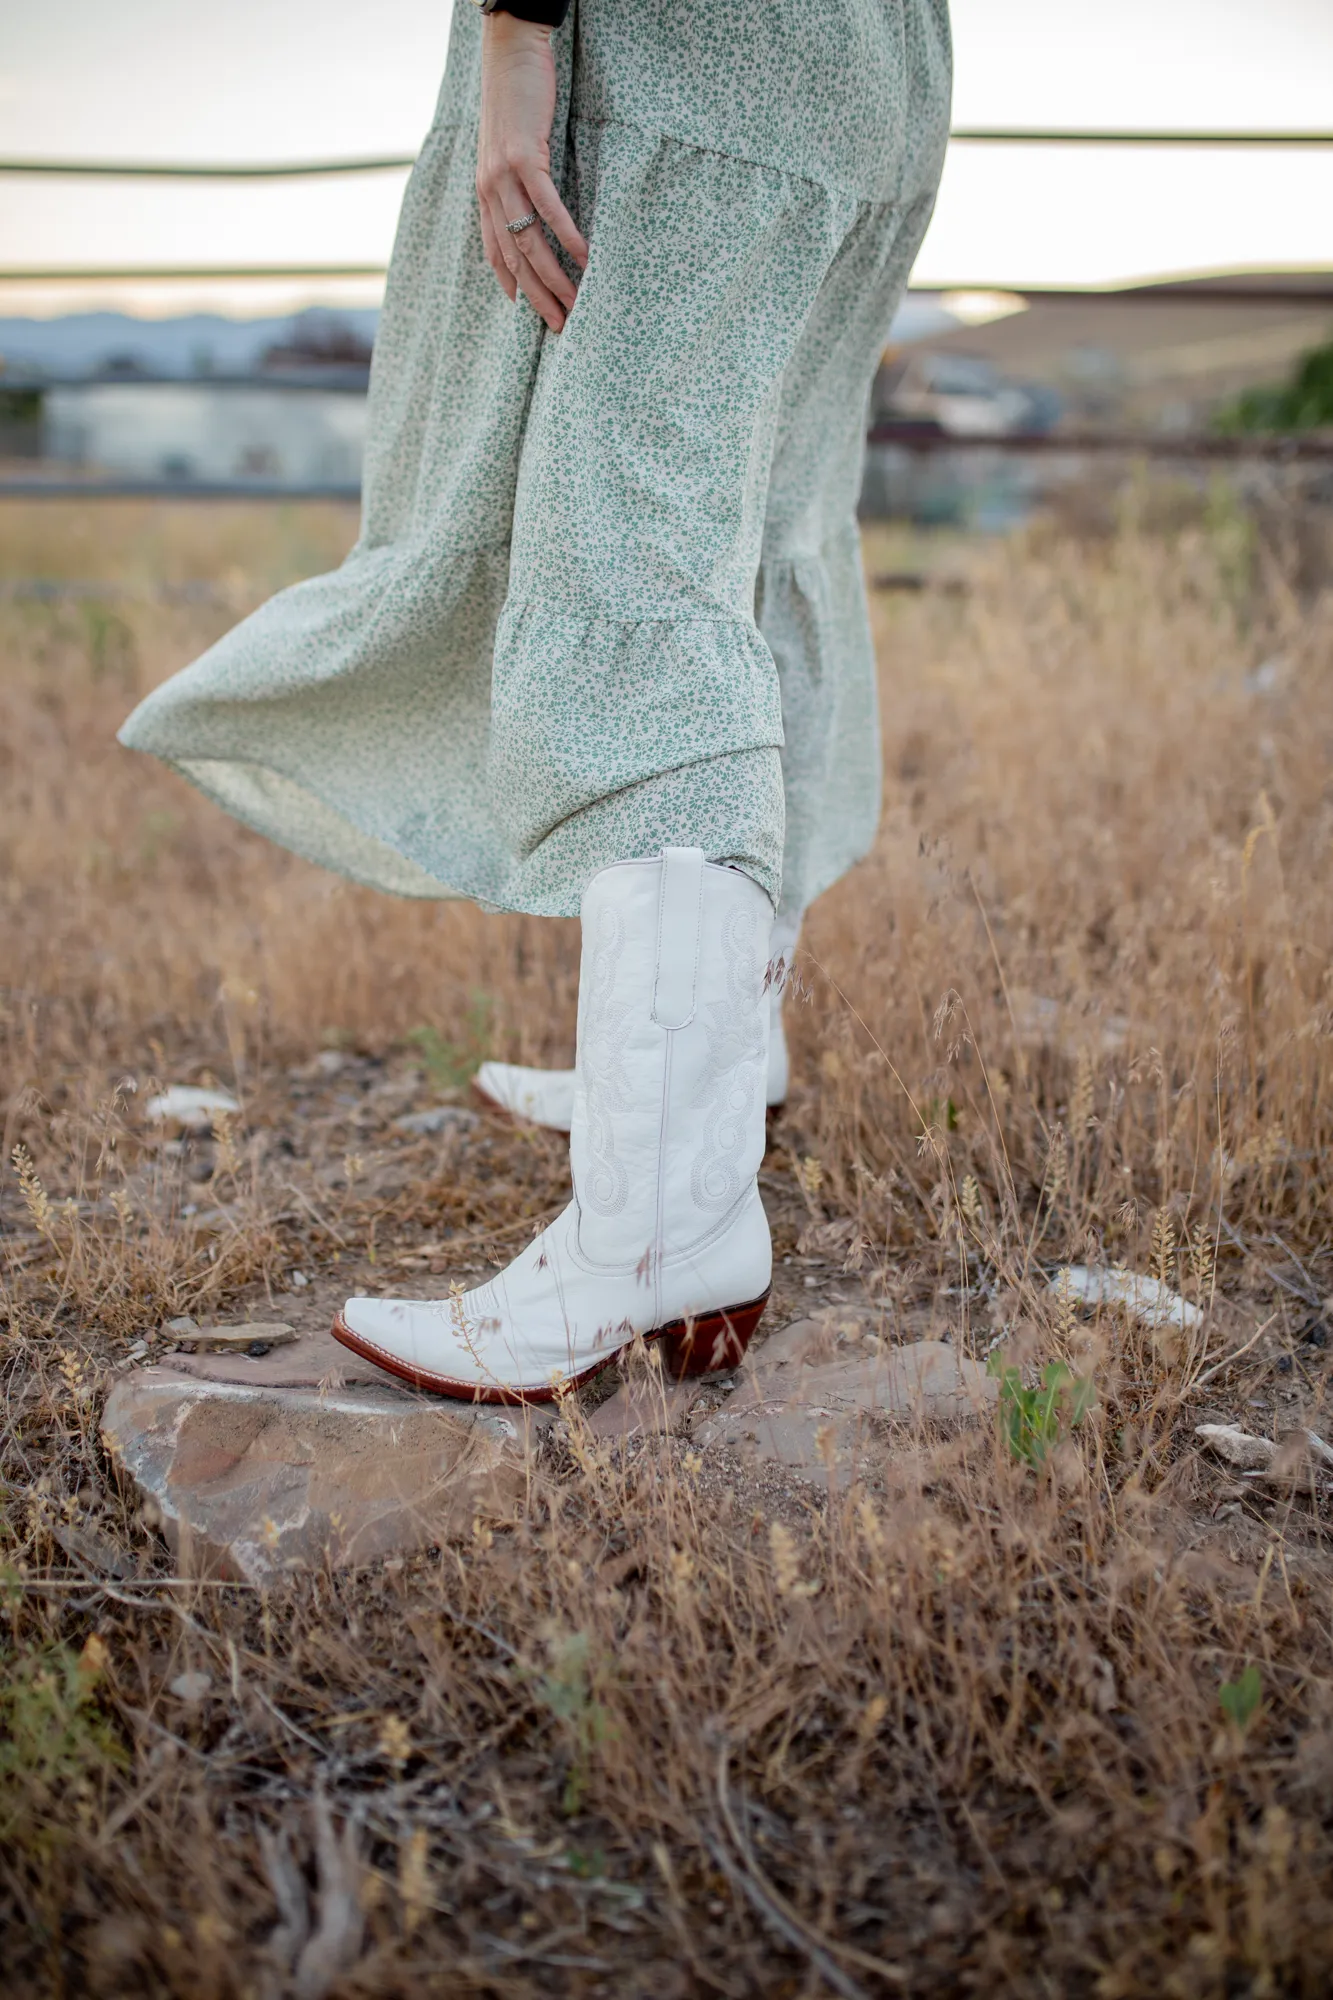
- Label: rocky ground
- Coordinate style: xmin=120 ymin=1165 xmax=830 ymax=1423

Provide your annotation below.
xmin=75 ymin=1049 xmax=1331 ymax=1596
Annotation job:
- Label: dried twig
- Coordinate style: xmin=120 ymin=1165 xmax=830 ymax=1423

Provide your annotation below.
xmin=292 ymin=1790 xmax=365 ymax=2000
xmin=1193 ymin=1312 xmax=1280 ymax=1390
xmin=712 ymin=1738 xmax=903 ymax=1997
xmin=258 ymin=1820 xmax=311 ymax=1977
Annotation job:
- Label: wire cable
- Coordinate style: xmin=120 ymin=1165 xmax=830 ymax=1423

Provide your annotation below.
xmin=2 ymin=129 xmax=1330 ymax=180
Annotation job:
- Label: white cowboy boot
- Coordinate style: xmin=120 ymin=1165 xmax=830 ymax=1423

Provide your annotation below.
xmin=472 ymin=907 xmax=800 ymax=1132
xmin=332 ymin=849 xmax=774 ymax=1402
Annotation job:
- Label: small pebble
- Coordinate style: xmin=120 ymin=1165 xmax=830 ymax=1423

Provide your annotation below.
xmin=174 ymin=1322 xmax=296 ymax=1353
xmin=146 ymin=1085 xmax=240 ymax=1131
xmin=169 ymin=1671 xmax=213 ymax=1704
xmin=394 ymin=1106 xmax=478 ymax=1137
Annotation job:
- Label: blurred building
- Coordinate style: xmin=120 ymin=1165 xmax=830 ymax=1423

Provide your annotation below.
xmin=3 ymin=307 xmax=372 ymax=488
xmin=4 ymin=280 xmax=1329 ymax=509
xmin=40 ymin=379 xmax=367 ymax=487
xmin=861 ymin=271 xmax=1333 ymax=524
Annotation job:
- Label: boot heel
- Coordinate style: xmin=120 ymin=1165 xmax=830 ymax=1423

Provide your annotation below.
xmin=657 ymin=1290 xmax=770 ymax=1378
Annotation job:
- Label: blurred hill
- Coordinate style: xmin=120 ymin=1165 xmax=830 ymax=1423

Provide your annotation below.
xmin=893 ymin=272 xmax=1333 ymax=433
xmin=0 ymin=306 xmax=382 ymax=382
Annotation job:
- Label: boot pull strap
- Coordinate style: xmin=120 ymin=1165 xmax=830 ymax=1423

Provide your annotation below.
xmin=651 ymin=847 xmax=704 ymax=1029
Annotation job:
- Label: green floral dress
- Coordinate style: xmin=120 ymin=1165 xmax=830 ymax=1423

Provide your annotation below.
xmin=119 ymin=0 xmax=951 ymax=922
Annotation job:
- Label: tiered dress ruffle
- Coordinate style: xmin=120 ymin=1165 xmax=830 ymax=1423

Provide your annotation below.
xmin=121 ymin=1 xmax=951 ymax=919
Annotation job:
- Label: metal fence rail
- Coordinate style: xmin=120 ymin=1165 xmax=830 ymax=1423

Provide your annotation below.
xmin=946 ymin=127 xmax=1333 ymax=147
xmin=4 ymin=129 xmax=1328 ymax=499
xmin=866 ymin=426 xmax=1333 ymax=461
xmin=0 ymin=264 xmax=393 ymax=284
xmin=4 ymin=428 xmax=1331 ymax=503
xmin=3 ymin=129 xmax=1331 ymax=179
xmin=3 ymin=134 xmax=1329 ymax=293
xmin=3 ymin=268 xmax=1329 ymax=303
xmin=3 ymin=369 xmax=371 ymax=392
xmin=0 ymin=156 xmax=417 ymax=179
xmin=0 ymin=478 xmax=363 ymax=501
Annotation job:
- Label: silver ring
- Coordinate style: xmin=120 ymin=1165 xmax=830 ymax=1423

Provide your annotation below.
xmin=505 ymin=211 xmax=539 ymax=236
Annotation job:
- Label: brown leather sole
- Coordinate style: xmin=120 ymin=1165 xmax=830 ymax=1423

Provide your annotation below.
xmin=329 ymin=1288 xmax=770 ymax=1405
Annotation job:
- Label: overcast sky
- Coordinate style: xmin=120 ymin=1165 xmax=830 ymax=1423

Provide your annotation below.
xmin=1 ymin=0 xmax=1330 ymax=317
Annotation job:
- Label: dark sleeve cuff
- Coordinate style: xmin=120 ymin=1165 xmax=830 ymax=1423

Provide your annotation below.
xmin=493 ymin=1 xmax=571 ymax=23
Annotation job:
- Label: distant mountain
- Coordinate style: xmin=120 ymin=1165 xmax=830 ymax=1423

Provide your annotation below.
xmin=0 ymin=307 xmax=383 ymax=381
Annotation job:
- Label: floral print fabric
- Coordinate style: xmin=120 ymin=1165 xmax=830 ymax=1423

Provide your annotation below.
xmin=119 ymin=1 xmax=951 ymax=920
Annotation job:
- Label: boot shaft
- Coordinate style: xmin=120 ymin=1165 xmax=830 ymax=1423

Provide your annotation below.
xmin=571 ymin=849 xmax=772 ymax=1272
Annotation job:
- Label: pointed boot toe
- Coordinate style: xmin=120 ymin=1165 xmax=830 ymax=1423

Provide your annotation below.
xmin=473 ymin=1060 xmax=576 ymax=1130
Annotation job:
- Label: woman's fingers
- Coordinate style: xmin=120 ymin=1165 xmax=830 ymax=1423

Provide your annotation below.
xmin=515 ymin=224 xmax=578 ymax=312
xmin=489 ymin=168 xmax=581 ymax=332
xmin=524 ymin=167 xmax=588 ymax=271
xmin=478 ymin=204 xmax=518 ymax=303
xmin=488 ymin=193 xmax=568 ymax=332
xmin=498 ymin=188 xmax=578 ymax=313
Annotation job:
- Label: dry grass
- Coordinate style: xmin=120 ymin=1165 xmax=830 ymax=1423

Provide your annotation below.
xmin=1 ymin=486 xmax=1332 ymax=1996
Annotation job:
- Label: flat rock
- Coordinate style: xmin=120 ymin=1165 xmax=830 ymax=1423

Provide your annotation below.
xmin=695 ymin=1336 xmax=996 ymax=1485
xmin=585 ymin=1372 xmax=706 ymax=1442
xmin=172 ymin=1321 xmax=298 ymax=1353
xmin=166 ymin=1326 xmax=397 ymax=1388
xmin=746 ymin=1315 xmax=845 ymax=1376
xmin=102 ymin=1366 xmax=551 ymax=1583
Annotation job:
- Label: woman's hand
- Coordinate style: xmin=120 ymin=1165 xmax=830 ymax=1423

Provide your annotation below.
xmin=476 ymin=16 xmax=588 ymax=333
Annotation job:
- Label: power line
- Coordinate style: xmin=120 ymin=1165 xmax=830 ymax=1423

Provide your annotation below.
xmin=948 ymin=127 xmax=1333 ymax=147
xmin=1 ymin=129 xmax=1330 ymax=181
xmin=0 ymin=265 xmax=391 ymax=283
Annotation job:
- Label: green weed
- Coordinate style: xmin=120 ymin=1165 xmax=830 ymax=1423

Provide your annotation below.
xmin=81 ymin=602 xmax=138 ymax=686
xmin=1219 ymin=1664 xmax=1263 ymax=1733
xmin=407 ymin=993 xmax=493 ymax=1092
xmin=991 ymin=1357 xmax=1096 ymax=1467
xmin=530 ymin=1630 xmax=615 ymax=1817
xmin=1215 ymin=339 xmax=1333 ymax=433
xmin=0 ymin=1634 xmax=126 ymax=1847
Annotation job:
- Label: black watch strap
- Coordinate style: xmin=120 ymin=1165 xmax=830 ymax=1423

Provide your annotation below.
xmin=492 ymin=1 xmax=571 ymax=23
